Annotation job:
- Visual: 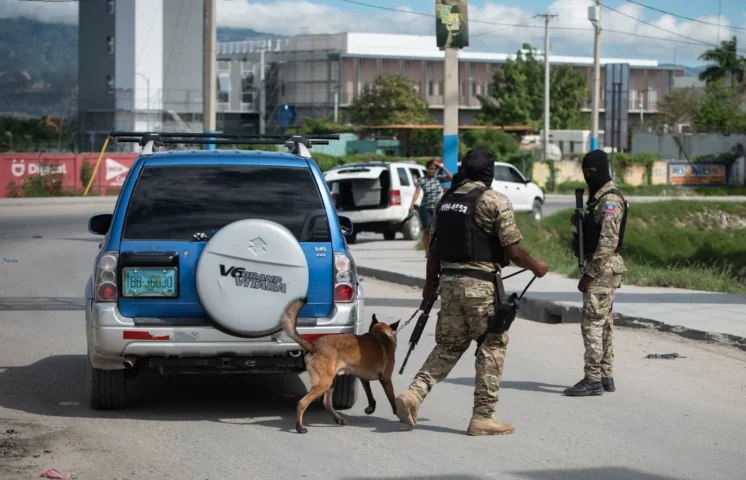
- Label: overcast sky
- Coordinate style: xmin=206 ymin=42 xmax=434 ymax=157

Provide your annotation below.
xmin=1 ymin=0 xmax=744 ymax=66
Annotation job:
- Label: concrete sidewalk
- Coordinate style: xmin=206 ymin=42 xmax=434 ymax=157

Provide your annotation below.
xmin=349 ymin=239 xmax=746 ymax=351
xmin=0 ymin=196 xmax=118 ymax=207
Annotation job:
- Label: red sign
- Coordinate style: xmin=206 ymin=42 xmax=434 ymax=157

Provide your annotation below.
xmin=0 ymin=153 xmax=138 ymax=197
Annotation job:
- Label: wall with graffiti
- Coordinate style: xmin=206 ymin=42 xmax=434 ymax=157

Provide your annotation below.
xmin=0 ymin=154 xmax=138 ymax=197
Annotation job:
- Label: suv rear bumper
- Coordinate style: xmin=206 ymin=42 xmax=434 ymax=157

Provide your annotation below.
xmin=86 ymin=294 xmax=365 ymax=371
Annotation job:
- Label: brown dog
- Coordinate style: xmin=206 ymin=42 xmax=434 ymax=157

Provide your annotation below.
xmin=281 ymin=296 xmax=400 ymax=434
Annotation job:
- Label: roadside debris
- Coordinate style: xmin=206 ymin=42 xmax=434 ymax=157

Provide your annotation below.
xmin=40 ymin=468 xmax=72 ymax=479
xmin=645 ymin=353 xmax=685 ymax=359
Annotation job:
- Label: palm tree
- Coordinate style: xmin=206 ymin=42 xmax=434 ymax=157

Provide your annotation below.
xmin=698 ymin=36 xmax=746 ymax=89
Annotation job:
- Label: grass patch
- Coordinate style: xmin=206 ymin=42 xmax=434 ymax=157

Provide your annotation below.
xmin=555 ymin=182 xmax=746 ymax=197
xmin=416 ymin=200 xmax=746 ymax=294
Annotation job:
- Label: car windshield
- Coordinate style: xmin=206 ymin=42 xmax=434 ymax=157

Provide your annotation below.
xmin=122 ymin=164 xmax=330 ymax=242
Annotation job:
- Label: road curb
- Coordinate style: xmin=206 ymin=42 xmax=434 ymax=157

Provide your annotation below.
xmin=356 ymin=266 xmax=746 ymax=352
xmin=0 ymin=196 xmax=118 ymax=207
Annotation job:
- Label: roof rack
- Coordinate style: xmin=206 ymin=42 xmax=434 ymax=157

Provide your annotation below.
xmin=108 ymin=131 xmax=340 ymax=159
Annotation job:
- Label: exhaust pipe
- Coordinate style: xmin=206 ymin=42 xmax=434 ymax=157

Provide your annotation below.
xmin=288 ymin=350 xmax=303 ymax=358
xmin=123 ymin=356 xmax=136 ymax=369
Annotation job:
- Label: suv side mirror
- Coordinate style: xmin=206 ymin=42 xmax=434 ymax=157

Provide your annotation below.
xmin=338 ymin=216 xmax=354 ymax=236
xmin=88 ymin=214 xmax=113 ymax=235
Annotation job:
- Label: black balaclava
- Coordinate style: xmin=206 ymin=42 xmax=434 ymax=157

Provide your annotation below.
xmin=582 ymin=149 xmax=612 ymax=197
xmin=462 ymin=148 xmax=495 ymax=187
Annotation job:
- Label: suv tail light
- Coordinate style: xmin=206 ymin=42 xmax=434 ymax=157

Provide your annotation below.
xmin=333 ymin=252 xmax=355 ymax=303
xmin=331 ymin=192 xmax=338 ymax=207
xmin=390 ymin=189 xmax=401 ymax=206
xmin=95 ymin=251 xmax=119 ymax=302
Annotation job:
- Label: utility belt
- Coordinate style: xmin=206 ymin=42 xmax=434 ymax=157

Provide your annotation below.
xmin=440 ymin=267 xmax=536 ymax=354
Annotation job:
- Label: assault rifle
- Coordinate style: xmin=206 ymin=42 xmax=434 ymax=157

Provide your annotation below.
xmin=571 ymin=187 xmax=585 ymax=272
xmin=398 ymin=275 xmax=440 ymax=375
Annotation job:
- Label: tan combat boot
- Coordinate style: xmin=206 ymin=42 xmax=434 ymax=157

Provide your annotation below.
xmin=395 ymin=390 xmax=421 ymax=428
xmin=467 ymin=417 xmax=515 ymax=436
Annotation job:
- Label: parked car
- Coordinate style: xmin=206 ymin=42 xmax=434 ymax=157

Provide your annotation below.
xmin=85 ymin=132 xmax=363 ymax=410
xmin=323 ymin=161 xmax=431 ymax=243
xmin=456 ymin=161 xmax=545 ymax=221
xmin=492 ymin=162 xmax=545 ymax=221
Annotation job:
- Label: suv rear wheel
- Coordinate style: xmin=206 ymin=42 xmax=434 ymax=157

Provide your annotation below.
xmin=332 ymin=374 xmax=359 ymax=410
xmin=87 ymin=355 xmax=129 ymax=410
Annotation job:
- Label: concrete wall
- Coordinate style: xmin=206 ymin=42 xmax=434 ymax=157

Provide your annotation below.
xmin=631 ymin=132 xmax=746 ymax=159
xmin=531 ymin=160 xmax=673 ymax=188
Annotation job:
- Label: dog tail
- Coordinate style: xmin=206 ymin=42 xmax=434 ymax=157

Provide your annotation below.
xmin=281 ymin=296 xmax=315 ymax=353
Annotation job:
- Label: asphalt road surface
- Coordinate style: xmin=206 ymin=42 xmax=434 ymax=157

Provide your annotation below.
xmin=1 ymin=204 xmax=745 ymax=480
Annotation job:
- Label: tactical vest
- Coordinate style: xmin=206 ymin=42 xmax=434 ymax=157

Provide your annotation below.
xmin=435 ymin=186 xmax=510 ymax=267
xmin=583 ymin=188 xmax=628 ymax=255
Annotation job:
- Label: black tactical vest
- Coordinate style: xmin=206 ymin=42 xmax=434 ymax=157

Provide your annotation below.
xmin=583 ymin=188 xmax=628 ymax=255
xmin=435 ymin=185 xmax=510 ymax=267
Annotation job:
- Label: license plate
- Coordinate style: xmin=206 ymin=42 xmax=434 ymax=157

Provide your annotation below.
xmin=122 ymin=267 xmax=178 ymax=298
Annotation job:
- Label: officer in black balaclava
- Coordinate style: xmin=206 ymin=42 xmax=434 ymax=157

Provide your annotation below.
xmin=564 ymin=149 xmax=628 ymax=398
xmin=581 ymin=149 xmax=613 ymax=197
xmin=395 ymin=147 xmax=548 ymax=436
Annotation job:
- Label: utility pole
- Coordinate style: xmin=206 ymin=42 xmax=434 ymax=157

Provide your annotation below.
xmin=202 ymin=0 xmax=216 ymax=149
xmin=588 ymin=1 xmax=601 ymax=151
xmin=535 ymin=12 xmax=557 ymax=189
xmin=443 ymin=47 xmax=459 ymax=185
xmin=259 ymin=48 xmax=266 ymax=134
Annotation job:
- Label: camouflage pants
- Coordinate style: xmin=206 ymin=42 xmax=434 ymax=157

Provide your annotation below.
xmin=408 ymin=275 xmax=509 ymax=420
xmin=582 ymin=269 xmax=622 ymax=382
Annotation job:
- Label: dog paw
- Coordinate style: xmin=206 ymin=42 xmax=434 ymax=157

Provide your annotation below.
xmin=335 ymin=417 xmax=347 ymax=426
xmin=365 ymin=405 xmax=376 ymax=415
xmin=296 ymin=426 xmax=308 ymax=434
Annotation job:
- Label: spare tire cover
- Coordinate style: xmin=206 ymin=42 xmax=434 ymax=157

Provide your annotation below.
xmin=195 ymin=219 xmax=309 ymax=337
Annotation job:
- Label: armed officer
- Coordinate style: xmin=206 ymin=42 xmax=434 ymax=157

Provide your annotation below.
xmin=564 ymin=149 xmax=628 ymax=397
xmin=395 ymin=148 xmax=549 ymax=436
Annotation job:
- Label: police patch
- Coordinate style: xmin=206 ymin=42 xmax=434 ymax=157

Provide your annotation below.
xmin=603 ymin=203 xmax=616 ymax=218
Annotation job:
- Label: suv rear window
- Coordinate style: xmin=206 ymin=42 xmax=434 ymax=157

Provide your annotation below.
xmin=122 ymin=165 xmax=330 ymax=242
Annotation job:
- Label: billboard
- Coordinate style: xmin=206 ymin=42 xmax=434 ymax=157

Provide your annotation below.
xmin=668 ymin=162 xmax=728 ymax=186
xmin=604 ymin=63 xmax=630 ymax=150
xmin=435 ymin=0 xmax=469 ymax=49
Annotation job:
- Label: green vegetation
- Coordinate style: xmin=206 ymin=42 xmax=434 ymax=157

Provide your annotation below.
xmin=555 ymin=181 xmax=746 ymax=197
xmin=416 ymin=201 xmax=746 ymax=294
xmin=475 ymin=44 xmax=589 ymax=131
xmin=349 ymin=73 xmax=432 ymax=127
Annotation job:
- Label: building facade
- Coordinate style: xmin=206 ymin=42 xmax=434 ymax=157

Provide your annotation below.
xmin=215 ymin=32 xmax=684 ymax=135
xmin=78 ymin=0 xmax=204 ymax=151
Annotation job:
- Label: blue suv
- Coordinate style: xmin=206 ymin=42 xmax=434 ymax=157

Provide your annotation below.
xmin=85 ymin=132 xmax=363 ymax=410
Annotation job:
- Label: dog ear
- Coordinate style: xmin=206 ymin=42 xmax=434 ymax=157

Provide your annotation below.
xmin=388 ymin=320 xmax=400 ymax=332
xmin=371 ymin=314 xmax=378 ymax=326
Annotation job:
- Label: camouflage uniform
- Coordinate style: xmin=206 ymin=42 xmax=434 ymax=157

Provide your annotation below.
xmin=406 ymin=181 xmax=522 ymax=420
xmin=581 ymin=180 xmax=626 ymax=383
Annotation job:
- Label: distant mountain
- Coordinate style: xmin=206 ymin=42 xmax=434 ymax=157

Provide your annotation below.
xmin=0 ymin=18 xmax=275 ymax=118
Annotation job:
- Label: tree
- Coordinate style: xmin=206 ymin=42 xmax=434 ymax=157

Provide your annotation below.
xmin=698 ymin=36 xmax=746 ymax=90
xmin=348 ymin=73 xmax=432 ymax=126
xmin=476 ymin=45 xmax=589 ymax=130
xmin=692 ymin=82 xmax=746 ymax=133
xmin=656 ymin=87 xmax=703 ymax=125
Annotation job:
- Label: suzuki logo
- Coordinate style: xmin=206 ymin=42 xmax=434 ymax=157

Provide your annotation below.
xmin=248 ymin=237 xmax=268 ymax=256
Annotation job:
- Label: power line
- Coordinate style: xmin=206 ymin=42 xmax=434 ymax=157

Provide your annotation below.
xmin=338 ymin=0 xmax=730 ymax=49
xmin=600 ymin=2 xmax=746 ymax=53
xmin=622 ymin=0 xmax=746 ymax=33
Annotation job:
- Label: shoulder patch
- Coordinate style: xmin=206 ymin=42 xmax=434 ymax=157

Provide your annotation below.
xmin=506 ymin=199 xmax=513 ymax=212
xmin=603 ymin=203 xmax=616 ymax=218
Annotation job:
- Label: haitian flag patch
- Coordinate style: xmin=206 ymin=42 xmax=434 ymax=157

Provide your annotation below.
xmin=506 ymin=199 xmax=513 ymax=211
xmin=603 ymin=203 xmax=616 ymax=218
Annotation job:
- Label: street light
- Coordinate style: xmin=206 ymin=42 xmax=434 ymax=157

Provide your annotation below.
xmin=135 ymin=72 xmax=150 ymax=132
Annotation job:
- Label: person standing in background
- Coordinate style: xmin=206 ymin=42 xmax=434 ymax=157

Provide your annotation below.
xmin=410 ymin=159 xmax=452 ymax=255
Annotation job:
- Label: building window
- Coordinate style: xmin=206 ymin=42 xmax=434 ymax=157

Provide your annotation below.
xmin=107 ymin=0 xmax=115 ymax=14
xmin=106 ymin=75 xmax=114 ymax=94
xmin=241 ymin=73 xmax=255 ymax=105
xmin=106 ymin=36 xmax=114 ymax=55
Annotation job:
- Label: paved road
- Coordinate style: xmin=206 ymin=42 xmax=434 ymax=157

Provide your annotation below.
xmin=1 ymin=205 xmax=746 ymax=480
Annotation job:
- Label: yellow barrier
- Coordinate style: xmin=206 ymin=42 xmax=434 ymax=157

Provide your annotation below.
xmin=83 ymin=136 xmax=110 ymax=196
